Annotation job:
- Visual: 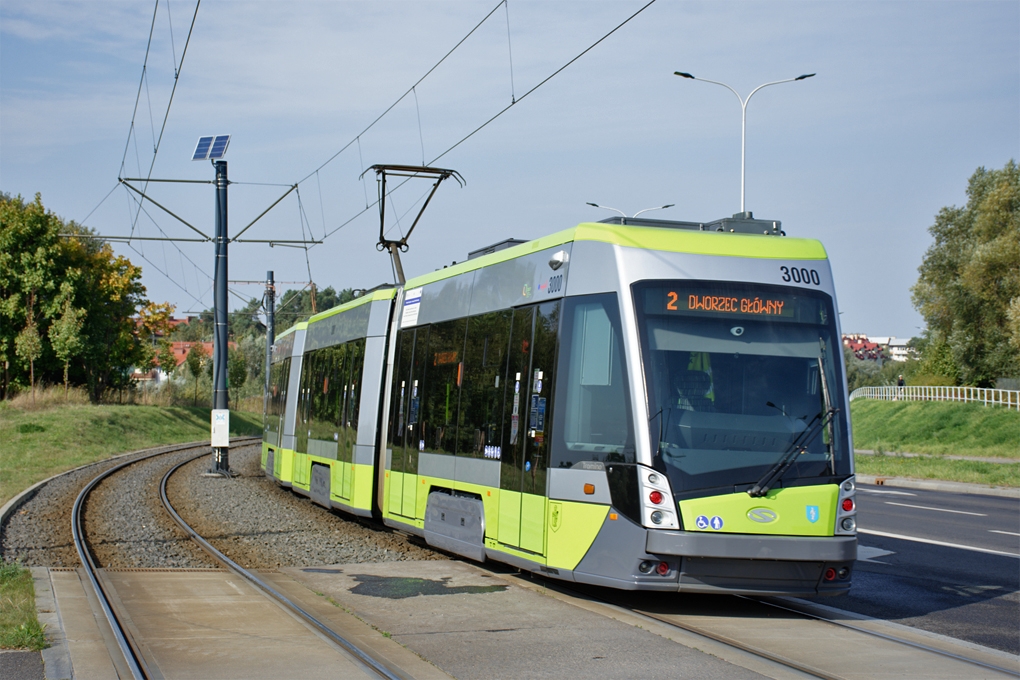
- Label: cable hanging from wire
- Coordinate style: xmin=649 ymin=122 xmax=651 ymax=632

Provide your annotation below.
xmin=311 ymin=0 xmax=658 ymax=247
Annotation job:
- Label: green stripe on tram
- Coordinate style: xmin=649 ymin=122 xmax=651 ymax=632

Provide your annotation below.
xmin=308 ymin=287 xmax=395 ymax=323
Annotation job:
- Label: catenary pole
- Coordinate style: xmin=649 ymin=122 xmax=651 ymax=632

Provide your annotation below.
xmin=211 ymin=160 xmax=231 ymax=474
xmin=264 ymin=270 xmax=275 ymax=402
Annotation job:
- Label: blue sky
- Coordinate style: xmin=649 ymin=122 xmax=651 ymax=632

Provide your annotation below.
xmin=2 ymin=0 xmax=1017 ymax=339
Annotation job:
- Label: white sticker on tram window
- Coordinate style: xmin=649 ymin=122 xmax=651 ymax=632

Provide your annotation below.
xmin=401 ymin=287 xmax=423 ymax=326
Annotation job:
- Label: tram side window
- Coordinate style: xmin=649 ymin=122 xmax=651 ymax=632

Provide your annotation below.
xmin=265 ymin=357 xmax=291 ymax=445
xmin=458 ymin=310 xmax=512 ymax=459
xmin=343 ymin=339 xmax=365 ymax=463
xmin=388 ymin=330 xmax=415 ymax=474
xmin=419 ymin=319 xmax=467 ymax=455
xmin=552 ymin=294 xmax=634 ymax=467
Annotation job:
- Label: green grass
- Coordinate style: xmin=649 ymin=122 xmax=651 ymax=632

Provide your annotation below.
xmin=0 ymin=403 xmax=263 ymax=506
xmin=0 ymin=562 xmax=46 ymax=651
xmin=855 ymin=454 xmax=1020 ymax=487
xmin=850 ymin=399 xmax=1020 ymax=459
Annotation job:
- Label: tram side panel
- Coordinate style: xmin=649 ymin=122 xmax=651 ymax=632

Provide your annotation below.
xmin=381 ymin=240 xmax=628 ymax=575
xmin=285 ymin=292 xmax=396 ymax=518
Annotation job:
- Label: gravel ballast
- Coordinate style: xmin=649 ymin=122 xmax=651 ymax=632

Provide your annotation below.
xmin=3 ymin=442 xmax=444 ymax=570
xmin=166 ymin=445 xmax=445 ymax=569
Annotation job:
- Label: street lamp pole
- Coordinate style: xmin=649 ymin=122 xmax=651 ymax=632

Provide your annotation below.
xmin=674 ymin=71 xmax=814 ymax=215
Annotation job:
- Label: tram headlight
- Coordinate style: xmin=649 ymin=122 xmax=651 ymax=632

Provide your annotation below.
xmin=841 ymin=517 xmax=856 ymax=532
xmin=650 ymin=511 xmax=664 ymax=525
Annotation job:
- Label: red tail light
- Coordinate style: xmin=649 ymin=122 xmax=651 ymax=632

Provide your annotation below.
xmin=649 ymin=490 xmax=664 ymax=505
xmin=824 ymin=567 xmax=837 ymax=581
xmin=657 ymin=561 xmax=670 ymax=576
xmin=841 ymin=498 xmax=855 ymax=512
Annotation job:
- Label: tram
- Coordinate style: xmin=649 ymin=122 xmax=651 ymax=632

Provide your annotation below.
xmin=262 ymin=211 xmax=857 ymax=595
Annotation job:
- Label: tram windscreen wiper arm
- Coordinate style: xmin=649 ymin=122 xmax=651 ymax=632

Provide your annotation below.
xmin=748 ymin=349 xmax=838 ymax=498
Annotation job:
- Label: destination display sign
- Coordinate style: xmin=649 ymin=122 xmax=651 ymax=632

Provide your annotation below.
xmin=660 ymin=290 xmax=794 ymax=317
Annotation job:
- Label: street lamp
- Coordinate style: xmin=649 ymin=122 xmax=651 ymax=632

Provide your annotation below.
xmin=674 ymin=71 xmax=814 ymax=215
xmin=586 ymin=202 xmax=674 ymax=225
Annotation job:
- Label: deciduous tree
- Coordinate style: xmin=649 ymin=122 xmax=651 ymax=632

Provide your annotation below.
xmin=911 ymin=161 xmax=1020 ymax=386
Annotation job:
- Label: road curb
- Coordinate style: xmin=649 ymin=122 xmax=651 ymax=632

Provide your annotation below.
xmin=855 ymin=474 xmax=1020 ymax=498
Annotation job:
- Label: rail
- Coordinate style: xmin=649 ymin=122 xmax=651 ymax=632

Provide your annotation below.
xmin=70 ymin=438 xmax=261 ymax=680
xmin=159 ymin=454 xmax=403 ymax=680
xmin=849 ymin=386 xmax=1020 ymax=411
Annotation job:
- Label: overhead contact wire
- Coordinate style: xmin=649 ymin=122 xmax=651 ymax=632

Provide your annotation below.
xmin=431 ymin=0 xmax=658 ymax=165
xmin=297 ymin=0 xmax=506 ymax=185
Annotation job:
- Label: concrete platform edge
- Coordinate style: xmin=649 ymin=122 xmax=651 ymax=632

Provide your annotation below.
xmin=855 ymin=474 xmax=1020 ymax=498
xmin=31 ymin=568 xmax=72 ymax=680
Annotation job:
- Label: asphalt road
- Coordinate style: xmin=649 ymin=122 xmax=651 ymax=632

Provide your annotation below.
xmin=823 ymin=483 xmax=1020 ymax=655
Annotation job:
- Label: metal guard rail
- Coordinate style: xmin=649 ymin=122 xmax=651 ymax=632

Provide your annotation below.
xmin=849 ymin=386 xmax=1020 ymax=411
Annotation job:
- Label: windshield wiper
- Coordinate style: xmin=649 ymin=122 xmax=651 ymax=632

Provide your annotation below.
xmin=748 ymin=347 xmax=838 ymax=497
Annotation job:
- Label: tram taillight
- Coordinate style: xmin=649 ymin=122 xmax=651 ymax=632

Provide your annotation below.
xmin=656 ymin=561 xmax=670 ymax=576
xmin=649 ymin=490 xmax=664 ymax=505
xmin=841 ymin=498 xmax=854 ymax=512
xmin=824 ymin=567 xmax=837 ymax=581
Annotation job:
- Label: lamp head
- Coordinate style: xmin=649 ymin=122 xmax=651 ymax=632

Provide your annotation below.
xmin=795 ymin=73 xmax=816 ymax=81
xmin=674 ymin=71 xmax=695 ymax=79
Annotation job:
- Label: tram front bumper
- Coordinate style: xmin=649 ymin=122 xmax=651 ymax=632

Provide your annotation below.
xmin=646 ymin=530 xmax=857 ymax=596
xmin=646 ymin=531 xmax=856 ymax=562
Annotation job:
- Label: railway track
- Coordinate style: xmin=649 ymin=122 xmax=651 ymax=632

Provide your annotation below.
xmin=69 ymin=439 xmax=255 ymax=679
xmin=63 ymin=437 xmax=409 ymax=680
xmin=523 ymin=576 xmax=1020 ymax=679
xmin=158 ymin=452 xmax=403 ymax=680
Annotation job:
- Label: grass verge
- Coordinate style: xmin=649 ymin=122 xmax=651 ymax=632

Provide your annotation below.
xmin=850 ymin=399 xmax=1020 ymax=459
xmin=0 ymin=562 xmax=46 ymax=651
xmin=855 ymin=454 xmax=1020 ymax=488
xmin=0 ymin=403 xmax=262 ymax=506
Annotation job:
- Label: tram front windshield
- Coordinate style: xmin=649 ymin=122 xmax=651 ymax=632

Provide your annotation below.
xmin=633 ymin=280 xmax=850 ymax=498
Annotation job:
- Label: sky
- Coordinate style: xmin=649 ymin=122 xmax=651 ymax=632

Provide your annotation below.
xmin=2 ymin=0 xmax=1017 ymax=340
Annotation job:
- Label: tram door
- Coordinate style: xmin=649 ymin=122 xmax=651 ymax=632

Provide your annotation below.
xmin=498 ymin=302 xmax=558 ymax=556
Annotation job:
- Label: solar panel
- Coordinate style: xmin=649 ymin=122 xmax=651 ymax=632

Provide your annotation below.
xmin=209 ymin=135 xmax=230 ymax=159
xmin=192 ymin=136 xmax=214 ymax=161
xmin=192 ymin=134 xmax=230 ymax=161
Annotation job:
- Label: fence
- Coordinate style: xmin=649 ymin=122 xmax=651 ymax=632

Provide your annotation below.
xmin=849 ymin=386 xmax=1020 ymax=411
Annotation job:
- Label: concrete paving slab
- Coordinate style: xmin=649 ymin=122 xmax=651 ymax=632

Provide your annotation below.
xmin=98 ymin=569 xmax=384 ymax=679
xmin=30 ymin=568 xmax=72 ymax=680
xmin=49 ymin=569 xmax=124 ymax=679
xmin=285 ymin=560 xmax=766 ymax=680
xmin=258 ymin=570 xmax=452 ymax=679
xmin=625 ymin=594 xmax=1018 ymax=680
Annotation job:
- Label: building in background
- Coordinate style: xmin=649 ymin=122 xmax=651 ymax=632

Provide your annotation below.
xmin=842 ymin=334 xmax=915 ymax=363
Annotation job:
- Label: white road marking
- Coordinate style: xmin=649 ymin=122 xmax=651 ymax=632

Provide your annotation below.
xmin=884 ymin=501 xmax=987 ymax=516
xmin=857 ymin=545 xmax=895 ymax=563
xmin=989 ymin=530 xmax=1020 ymax=537
xmin=858 ymin=529 xmax=1020 ymax=558
xmin=858 ymin=488 xmax=916 ymax=496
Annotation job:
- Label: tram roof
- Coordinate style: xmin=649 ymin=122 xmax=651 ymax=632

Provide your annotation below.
xmin=276 ymin=221 xmax=828 ymax=338
xmin=404 ymin=221 xmax=828 ymax=290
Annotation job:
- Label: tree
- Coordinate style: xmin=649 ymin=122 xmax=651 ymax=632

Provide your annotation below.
xmin=1 ymin=193 xmax=168 ymax=401
xmin=48 ymin=290 xmax=86 ymax=398
xmin=14 ymin=317 xmax=42 ymax=403
xmin=156 ymin=340 xmax=177 ymax=383
xmin=1 ymin=194 xmax=62 ymax=399
xmin=185 ymin=343 xmax=208 ymax=406
xmin=228 ymin=347 xmax=247 ymax=403
xmin=911 ymin=161 xmax=1020 ymax=386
